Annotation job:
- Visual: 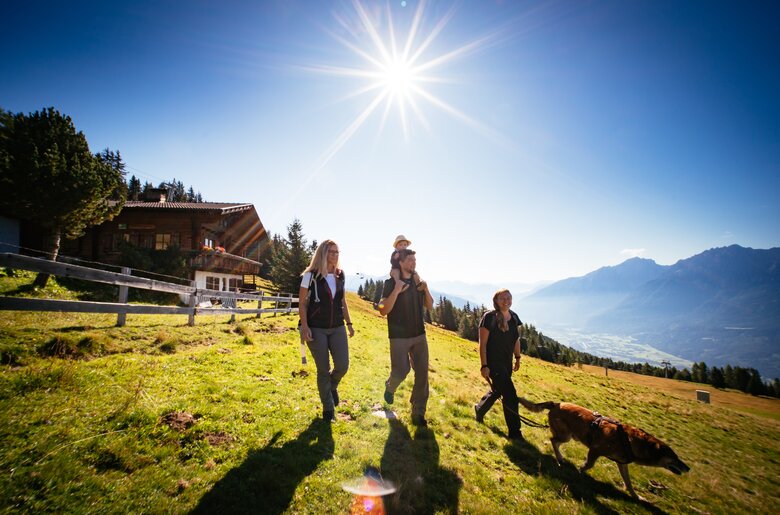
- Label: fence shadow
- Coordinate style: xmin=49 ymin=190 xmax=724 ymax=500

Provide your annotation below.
xmin=379 ymin=419 xmax=462 ymax=514
xmin=504 ymin=439 xmax=667 ymax=515
xmin=191 ymin=418 xmax=333 ymax=514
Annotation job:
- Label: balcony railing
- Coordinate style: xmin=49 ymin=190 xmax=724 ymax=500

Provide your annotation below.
xmin=188 ymin=249 xmax=261 ymax=275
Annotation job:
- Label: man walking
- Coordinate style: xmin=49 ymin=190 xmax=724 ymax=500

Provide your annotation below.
xmin=378 ymin=249 xmax=434 ymax=426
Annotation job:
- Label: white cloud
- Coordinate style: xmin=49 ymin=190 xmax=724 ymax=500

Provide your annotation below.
xmin=620 ymin=248 xmax=646 ymax=258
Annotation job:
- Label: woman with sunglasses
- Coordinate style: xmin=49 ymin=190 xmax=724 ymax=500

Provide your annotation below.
xmin=299 ymin=239 xmax=354 ymax=421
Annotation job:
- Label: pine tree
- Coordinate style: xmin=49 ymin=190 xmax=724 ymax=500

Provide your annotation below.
xmin=269 ymin=219 xmax=315 ymax=294
xmin=747 ymin=369 xmax=765 ymax=396
xmin=128 ymin=175 xmax=142 ymax=200
xmin=0 ymin=107 xmax=126 ymax=285
xmin=710 ymin=367 xmax=726 ymax=388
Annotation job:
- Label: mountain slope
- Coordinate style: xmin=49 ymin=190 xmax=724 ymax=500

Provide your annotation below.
xmin=516 ymin=257 xmax=667 ymax=327
xmin=0 ymin=287 xmax=778 ymax=513
xmin=588 ymin=245 xmax=780 ymax=376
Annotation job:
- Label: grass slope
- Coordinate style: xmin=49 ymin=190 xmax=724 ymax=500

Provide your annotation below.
xmin=1 ymin=278 xmax=779 ymax=513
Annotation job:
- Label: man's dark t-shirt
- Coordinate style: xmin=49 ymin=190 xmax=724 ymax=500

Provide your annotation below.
xmin=382 ymin=277 xmax=426 ymax=339
xmin=479 ymin=310 xmax=522 ymax=369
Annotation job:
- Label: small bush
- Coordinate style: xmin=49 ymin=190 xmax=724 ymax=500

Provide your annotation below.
xmin=154 ymin=330 xmax=178 ymax=353
xmin=38 ymin=335 xmax=81 ymax=358
xmin=160 ymin=341 xmax=177 ymax=354
xmin=38 ymin=333 xmax=109 ymax=358
xmin=0 ymin=343 xmax=30 ymax=366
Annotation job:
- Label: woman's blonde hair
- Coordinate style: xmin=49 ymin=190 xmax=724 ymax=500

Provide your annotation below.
xmin=303 ymin=239 xmax=339 ymax=278
xmin=492 ymin=288 xmax=512 ymax=332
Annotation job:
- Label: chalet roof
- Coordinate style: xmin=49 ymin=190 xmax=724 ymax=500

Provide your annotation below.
xmin=121 ymin=201 xmax=255 ymax=215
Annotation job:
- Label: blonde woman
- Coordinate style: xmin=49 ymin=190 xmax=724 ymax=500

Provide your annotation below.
xmin=299 ymin=240 xmax=354 ymax=421
xmin=474 ymin=289 xmax=524 ymax=440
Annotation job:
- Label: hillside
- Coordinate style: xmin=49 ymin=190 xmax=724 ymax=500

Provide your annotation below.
xmin=1 ymin=281 xmax=779 ymax=513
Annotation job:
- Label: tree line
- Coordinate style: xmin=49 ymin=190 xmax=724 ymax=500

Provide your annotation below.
xmin=127 ymin=175 xmax=204 ymax=203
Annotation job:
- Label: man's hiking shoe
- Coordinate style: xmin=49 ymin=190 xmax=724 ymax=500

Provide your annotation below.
xmin=475 ymin=405 xmax=484 ymax=423
xmin=331 ymin=389 xmax=340 ymax=407
xmin=323 ymin=410 xmax=335 ymax=422
xmin=383 ymin=389 xmax=394 ymax=405
xmin=411 ymin=415 xmax=428 ymax=427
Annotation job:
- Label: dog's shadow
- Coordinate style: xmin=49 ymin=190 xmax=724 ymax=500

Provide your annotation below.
xmin=503 ymin=434 xmax=667 ymax=515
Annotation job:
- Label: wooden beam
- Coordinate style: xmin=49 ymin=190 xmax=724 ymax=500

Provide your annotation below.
xmin=0 ymin=296 xmax=194 ymax=315
xmin=0 ymin=253 xmax=194 ymax=295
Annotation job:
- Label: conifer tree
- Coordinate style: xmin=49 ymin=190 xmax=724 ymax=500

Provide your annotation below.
xmin=0 ymin=107 xmax=125 ymax=285
xmin=269 ymin=219 xmax=315 ymax=294
xmin=128 ymin=175 xmax=142 ymax=200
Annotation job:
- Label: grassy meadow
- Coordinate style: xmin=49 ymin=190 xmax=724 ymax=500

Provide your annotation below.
xmin=1 ymin=272 xmax=779 ymax=513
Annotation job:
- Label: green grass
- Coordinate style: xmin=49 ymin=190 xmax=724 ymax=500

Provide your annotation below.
xmin=1 ymin=275 xmax=779 ymax=513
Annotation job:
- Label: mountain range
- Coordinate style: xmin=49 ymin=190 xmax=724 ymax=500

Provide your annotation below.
xmin=516 ymin=245 xmax=780 ymax=379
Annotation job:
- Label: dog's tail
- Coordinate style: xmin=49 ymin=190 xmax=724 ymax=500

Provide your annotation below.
xmin=518 ymin=397 xmax=557 ymax=413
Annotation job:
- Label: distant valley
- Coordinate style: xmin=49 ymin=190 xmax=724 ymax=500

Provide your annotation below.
xmin=515 ymin=245 xmax=780 ymax=379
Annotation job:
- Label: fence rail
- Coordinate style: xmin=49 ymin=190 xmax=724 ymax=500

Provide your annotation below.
xmin=0 ymin=253 xmax=298 ymax=326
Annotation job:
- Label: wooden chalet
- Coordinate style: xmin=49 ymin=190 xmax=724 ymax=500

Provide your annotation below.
xmin=62 ymin=189 xmax=269 ymax=292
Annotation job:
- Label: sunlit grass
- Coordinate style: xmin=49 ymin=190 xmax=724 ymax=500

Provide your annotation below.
xmin=1 ymin=274 xmax=779 ymax=513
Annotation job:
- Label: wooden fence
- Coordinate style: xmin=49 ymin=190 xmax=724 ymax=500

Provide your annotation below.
xmin=0 ymin=253 xmax=297 ymax=326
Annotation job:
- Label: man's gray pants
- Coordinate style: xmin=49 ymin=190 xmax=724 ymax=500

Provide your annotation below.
xmin=385 ymin=334 xmax=429 ymax=417
xmin=308 ymin=326 xmax=349 ymax=411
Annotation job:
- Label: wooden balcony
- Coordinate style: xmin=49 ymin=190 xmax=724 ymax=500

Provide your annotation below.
xmin=188 ymin=250 xmax=261 ymax=275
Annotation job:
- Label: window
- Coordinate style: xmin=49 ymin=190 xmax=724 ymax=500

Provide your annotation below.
xmin=155 ymin=233 xmax=171 ymax=250
xmin=228 ymin=278 xmax=241 ymax=291
xmin=206 ymin=276 xmax=220 ymax=290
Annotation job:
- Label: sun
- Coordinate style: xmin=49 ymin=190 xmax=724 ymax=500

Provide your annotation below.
xmin=284 ymin=0 xmax=506 ymax=207
xmin=382 ymin=57 xmax=416 ymax=97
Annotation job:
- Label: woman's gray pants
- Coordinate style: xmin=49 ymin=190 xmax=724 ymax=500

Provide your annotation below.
xmin=307 ymin=326 xmax=349 ymax=411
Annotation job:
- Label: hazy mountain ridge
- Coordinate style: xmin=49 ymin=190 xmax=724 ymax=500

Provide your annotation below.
xmin=518 ymin=245 xmax=780 ymax=378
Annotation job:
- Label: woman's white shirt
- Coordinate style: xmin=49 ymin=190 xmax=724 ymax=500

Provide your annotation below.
xmin=300 ymin=272 xmax=337 ymax=295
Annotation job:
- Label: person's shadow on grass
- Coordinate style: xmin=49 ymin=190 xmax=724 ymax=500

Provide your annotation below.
xmin=379 ymin=419 xmax=461 ymax=514
xmin=191 ymin=418 xmax=333 ymax=514
xmin=504 ymin=437 xmax=667 ymax=515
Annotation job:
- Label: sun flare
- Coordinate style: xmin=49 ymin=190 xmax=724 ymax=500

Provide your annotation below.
xmin=284 ymin=0 xmax=507 ymax=211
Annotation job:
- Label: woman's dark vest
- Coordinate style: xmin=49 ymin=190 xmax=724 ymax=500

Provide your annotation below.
xmin=306 ymin=269 xmax=346 ymax=329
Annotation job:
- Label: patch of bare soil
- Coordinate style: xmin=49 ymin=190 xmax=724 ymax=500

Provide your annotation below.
xmin=204 ymin=431 xmax=234 ymax=446
xmin=161 ymin=411 xmax=197 ymax=431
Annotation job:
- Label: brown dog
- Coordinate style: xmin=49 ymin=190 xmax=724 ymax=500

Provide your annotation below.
xmin=519 ymin=398 xmax=690 ymax=498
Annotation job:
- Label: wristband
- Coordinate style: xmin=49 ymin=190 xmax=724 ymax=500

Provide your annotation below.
xmin=514 ymin=355 xmax=521 ymax=359
xmin=347 ymin=323 xmax=353 ymax=326
xmin=481 ymin=365 xmax=489 ymax=370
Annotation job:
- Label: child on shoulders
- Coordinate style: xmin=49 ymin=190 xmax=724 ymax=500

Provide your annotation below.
xmin=390 ymin=234 xmax=422 ymax=287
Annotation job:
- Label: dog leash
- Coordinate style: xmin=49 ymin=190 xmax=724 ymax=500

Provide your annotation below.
xmin=484 ymin=376 xmax=548 ymax=429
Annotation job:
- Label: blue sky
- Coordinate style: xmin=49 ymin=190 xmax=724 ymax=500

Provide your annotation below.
xmin=2 ymin=0 xmax=778 ymax=284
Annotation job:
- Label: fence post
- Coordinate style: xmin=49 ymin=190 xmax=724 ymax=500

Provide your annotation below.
xmin=116 ymin=267 xmax=130 ymax=327
xmin=256 ymin=290 xmax=263 ymax=318
xmin=188 ymin=280 xmax=197 ymax=326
